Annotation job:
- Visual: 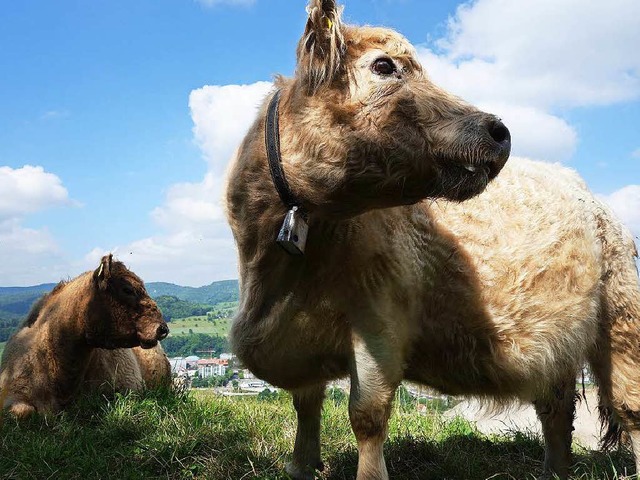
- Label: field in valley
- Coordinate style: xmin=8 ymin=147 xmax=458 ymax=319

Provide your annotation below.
xmin=166 ymin=317 xmax=232 ymax=338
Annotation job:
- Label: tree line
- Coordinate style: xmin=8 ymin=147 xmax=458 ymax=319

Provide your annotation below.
xmin=161 ymin=333 xmax=229 ymax=357
xmin=154 ymin=295 xmax=215 ymax=321
xmin=0 ymin=318 xmax=23 ymax=343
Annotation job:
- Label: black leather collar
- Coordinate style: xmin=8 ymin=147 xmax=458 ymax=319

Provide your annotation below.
xmin=265 ymin=90 xmax=303 ymax=212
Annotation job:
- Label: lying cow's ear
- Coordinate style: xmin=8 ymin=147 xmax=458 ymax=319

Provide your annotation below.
xmin=93 ymin=254 xmax=113 ymax=290
xmin=296 ymin=0 xmax=346 ymax=93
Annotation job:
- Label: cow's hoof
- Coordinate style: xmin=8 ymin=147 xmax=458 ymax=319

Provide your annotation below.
xmin=536 ymin=473 xmax=565 ymax=480
xmin=285 ymin=461 xmax=323 ymax=480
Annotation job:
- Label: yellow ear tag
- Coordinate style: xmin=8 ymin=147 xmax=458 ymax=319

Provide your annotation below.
xmin=326 ymin=17 xmax=333 ymax=30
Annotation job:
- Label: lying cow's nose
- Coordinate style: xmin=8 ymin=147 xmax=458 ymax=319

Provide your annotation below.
xmin=156 ymin=324 xmax=169 ymax=340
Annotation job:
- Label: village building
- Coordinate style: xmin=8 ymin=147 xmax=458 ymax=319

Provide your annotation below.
xmin=197 ymin=358 xmax=228 ymax=378
xmin=169 ymin=355 xmax=201 ymax=377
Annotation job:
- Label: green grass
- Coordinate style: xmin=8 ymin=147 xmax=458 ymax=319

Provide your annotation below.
xmin=167 ymin=317 xmax=232 ymax=337
xmin=0 ymin=341 xmax=4 ymax=359
xmin=0 ymin=389 xmax=635 ymax=480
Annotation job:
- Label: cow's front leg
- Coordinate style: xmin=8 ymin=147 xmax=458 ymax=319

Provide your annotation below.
xmin=349 ymin=332 xmax=403 ymax=480
xmin=285 ymin=384 xmax=326 ymax=480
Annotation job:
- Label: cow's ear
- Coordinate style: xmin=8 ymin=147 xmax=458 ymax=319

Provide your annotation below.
xmin=93 ymin=254 xmax=113 ymax=290
xmin=296 ymin=0 xmax=346 ymax=93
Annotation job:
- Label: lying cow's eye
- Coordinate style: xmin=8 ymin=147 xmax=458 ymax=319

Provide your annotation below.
xmin=371 ymin=58 xmax=397 ymax=76
xmin=121 ymin=284 xmax=136 ymax=297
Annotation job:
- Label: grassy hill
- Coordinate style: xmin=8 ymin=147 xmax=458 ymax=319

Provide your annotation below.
xmin=0 ymin=286 xmax=57 ymax=344
xmin=0 ymin=389 xmax=633 ymax=479
xmin=146 ymin=280 xmax=239 ymax=305
xmin=167 ymin=316 xmax=232 ymax=337
xmin=0 ymin=283 xmax=56 ymax=320
xmin=0 ymin=284 xmax=58 ymax=296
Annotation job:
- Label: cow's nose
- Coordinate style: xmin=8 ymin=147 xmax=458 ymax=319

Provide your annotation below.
xmin=156 ymin=323 xmax=169 ymax=340
xmin=487 ymin=118 xmax=510 ymax=148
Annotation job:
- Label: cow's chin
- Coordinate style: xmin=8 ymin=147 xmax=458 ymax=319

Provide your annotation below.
xmin=429 ymin=163 xmax=496 ymax=202
xmin=85 ymin=335 xmax=140 ymax=350
xmin=138 ymin=338 xmax=158 ymax=349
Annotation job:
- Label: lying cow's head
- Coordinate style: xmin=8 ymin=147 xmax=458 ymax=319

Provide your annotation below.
xmin=86 ymin=254 xmax=169 ymax=349
xmin=273 ymin=0 xmax=510 ymax=217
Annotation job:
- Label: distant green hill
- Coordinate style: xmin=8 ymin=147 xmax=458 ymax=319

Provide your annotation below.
xmin=0 ymin=284 xmax=58 ymax=297
xmin=146 ymin=280 xmax=239 ymax=305
xmin=0 ymin=283 xmax=57 ymax=318
xmin=154 ymin=295 xmax=218 ymax=322
xmin=0 ymin=285 xmax=58 ymax=341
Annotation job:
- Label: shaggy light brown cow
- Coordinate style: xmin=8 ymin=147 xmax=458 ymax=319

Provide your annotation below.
xmin=0 ymin=254 xmax=170 ymax=417
xmin=225 ymin=1 xmax=640 ymax=479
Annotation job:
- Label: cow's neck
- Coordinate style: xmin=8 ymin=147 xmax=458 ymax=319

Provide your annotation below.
xmin=232 ymin=159 xmax=397 ymax=324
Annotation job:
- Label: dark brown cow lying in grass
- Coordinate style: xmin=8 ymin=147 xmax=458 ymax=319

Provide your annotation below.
xmin=0 ymin=254 xmax=170 ymax=418
xmin=225 ymin=1 xmax=640 ymax=479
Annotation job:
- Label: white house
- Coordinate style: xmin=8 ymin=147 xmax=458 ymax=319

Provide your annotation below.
xmin=197 ymin=358 xmax=227 ymax=378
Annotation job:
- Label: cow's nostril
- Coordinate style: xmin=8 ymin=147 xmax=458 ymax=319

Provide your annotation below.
xmin=488 ymin=120 xmax=510 ymax=145
xmin=156 ymin=324 xmax=169 ymax=340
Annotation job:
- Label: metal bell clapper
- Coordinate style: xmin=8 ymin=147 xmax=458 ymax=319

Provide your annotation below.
xmin=277 ymin=206 xmax=308 ymax=255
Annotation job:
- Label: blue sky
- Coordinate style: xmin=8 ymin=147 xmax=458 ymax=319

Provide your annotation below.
xmin=0 ymin=0 xmax=638 ymax=286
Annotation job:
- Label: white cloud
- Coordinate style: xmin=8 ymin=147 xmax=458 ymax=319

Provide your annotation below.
xmin=195 ymin=0 xmax=255 ymax=7
xmin=40 ymin=110 xmax=69 ymax=121
xmin=0 ymin=219 xmax=59 ymax=255
xmin=189 ymin=82 xmax=273 ymax=171
xmin=0 ymin=221 xmax=66 ymax=285
xmin=0 ymin=248 xmax=69 ymax=287
xmin=0 ymin=165 xmax=70 ymax=218
xmin=600 ymin=185 xmax=640 ymax=239
xmin=149 ymin=171 xmax=231 ymax=231
xmin=0 ymin=166 xmax=74 ymax=285
xmin=427 ymin=0 xmax=640 ymax=109
xmin=93 ymin=82 xmax=273 ymax=286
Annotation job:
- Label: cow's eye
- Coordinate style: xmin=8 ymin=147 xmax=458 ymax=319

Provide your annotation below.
xmin=371 ymin=57 xmax=397 ymax=76
xmin=121 ymin=284 xmax=136 ymax=297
